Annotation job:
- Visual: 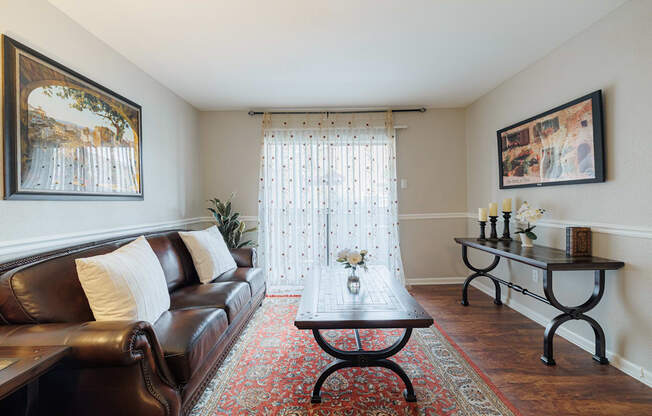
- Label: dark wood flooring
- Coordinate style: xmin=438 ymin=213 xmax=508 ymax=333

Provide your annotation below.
xmin=409 ymin=284 xmax=652 ymax=416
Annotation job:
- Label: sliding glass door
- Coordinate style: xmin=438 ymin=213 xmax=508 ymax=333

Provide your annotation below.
xmin=258 ymin=119 xmax=403 ymax=294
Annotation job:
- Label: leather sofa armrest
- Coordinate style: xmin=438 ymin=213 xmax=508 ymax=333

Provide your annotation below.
xmin=0 ymin=320 xmax=168 ymax=370
xmin=230 ymin=247 xmax=256 ymax=268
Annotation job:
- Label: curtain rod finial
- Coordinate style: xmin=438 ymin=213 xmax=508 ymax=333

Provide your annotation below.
xmin=248 ymin=110 xmax=256 ymax=116
xmin=419 ymin=107 xmax=426 ymax=112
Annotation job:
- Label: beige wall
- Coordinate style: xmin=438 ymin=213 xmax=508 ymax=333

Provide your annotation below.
xmin=199 ymin=109 xmax=469 ymax=281
xmin=0 ymin=0 xmax=203 ymax=259
xmin=465 ymin=0 xmax=651 ymax=384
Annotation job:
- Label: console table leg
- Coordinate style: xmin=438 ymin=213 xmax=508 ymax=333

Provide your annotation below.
xmin=542 ymin=270 xmax=609 ymax=366
xmin=461 ymin=273 xmax=478 ymax=306
xmin=583 ymin=314 xmax=609 ymax=364
xmin=541 ymin=313 xmax=573 ymax=365
xmin=460 ymin=246 xmax=501 ymax=306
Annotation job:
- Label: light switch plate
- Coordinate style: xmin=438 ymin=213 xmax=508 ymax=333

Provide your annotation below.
xmin=400 ymin=179 xmax=408 ymax=189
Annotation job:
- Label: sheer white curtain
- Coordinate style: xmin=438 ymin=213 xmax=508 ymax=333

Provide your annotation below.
xmin=257 ymin=112 xmax=404 ymax=294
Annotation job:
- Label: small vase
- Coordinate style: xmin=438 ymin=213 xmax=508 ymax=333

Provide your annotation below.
xmin=347 ymin=271 xmax=360 ymax=294
xmin=520 ymin=233 xmax=534 ymax=247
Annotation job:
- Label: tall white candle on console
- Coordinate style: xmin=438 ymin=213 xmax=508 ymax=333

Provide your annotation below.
xmin=502 ymin=198 xmax=512 ymax=212
xmin=478 ymin=208 xmax=488 ymax=221
xmin=489 ymin=202 xmax=498 ymax=216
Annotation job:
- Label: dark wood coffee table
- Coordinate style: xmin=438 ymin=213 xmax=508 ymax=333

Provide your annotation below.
xmin=294 ymin=266 xmax=433 ymax=403
xmin=0 ymin=346 xmax=70 ymax=416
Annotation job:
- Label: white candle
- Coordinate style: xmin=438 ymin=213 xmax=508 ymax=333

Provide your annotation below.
xmin=489 ymin=202 xmax=498 ymax=216
xmin=502 ymin=198 xmax=512 ymax=213
xmin=478 ymin=208 xmax=488 ymax=222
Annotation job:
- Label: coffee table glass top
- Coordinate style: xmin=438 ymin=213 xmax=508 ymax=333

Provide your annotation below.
xmin=295 ymin=266 xmax=433 ymax=329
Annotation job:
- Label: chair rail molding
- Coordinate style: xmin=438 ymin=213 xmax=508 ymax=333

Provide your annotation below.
xmin=210 ymin=213 xmax=471 ymax=223
xmin=465 ymin=213 xmax=652 ymax=240
xmin=0 ymin=217 xmax=207 ymax=263
xmin=399 ymin=212 xmax=469 ymax=220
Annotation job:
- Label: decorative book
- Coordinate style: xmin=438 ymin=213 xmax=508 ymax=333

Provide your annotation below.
xmin=566 ymin=227 xmax=592 ymax=256
xmin=0 ymin=358 xmax=17 ymax=371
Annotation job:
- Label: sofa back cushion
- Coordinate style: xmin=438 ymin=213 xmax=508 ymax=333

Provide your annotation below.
xmin=0 ymin=230 xmax=200 ymax=324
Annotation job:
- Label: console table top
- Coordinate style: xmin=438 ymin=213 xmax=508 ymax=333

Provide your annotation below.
xmin=454 ymin=238 xmax=625 ymax=271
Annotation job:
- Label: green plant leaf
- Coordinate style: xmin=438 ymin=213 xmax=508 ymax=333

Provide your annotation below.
xmin=526 ymin=231 xmax=537 ymax=240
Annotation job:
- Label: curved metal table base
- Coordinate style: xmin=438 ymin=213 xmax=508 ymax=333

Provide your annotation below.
xmin=310 ymin=328 xmax=417 ymax=403
xmin=460 ymin=246 xmax=502 ymax=306
xmin=460 ymin=245 xmax=609 ymax=366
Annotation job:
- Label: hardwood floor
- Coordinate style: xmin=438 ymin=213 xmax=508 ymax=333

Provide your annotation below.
xmin=410 ymin=284 xmax=652 ymax=416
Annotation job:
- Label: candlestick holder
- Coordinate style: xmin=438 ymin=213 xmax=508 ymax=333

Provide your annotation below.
xmin=500 ymin=211 xmax=512 ymax=241
xmin=477 ymin=221 xmax=487 ymax=241
xmin=488 ymin=216 xmax=499 ymax=241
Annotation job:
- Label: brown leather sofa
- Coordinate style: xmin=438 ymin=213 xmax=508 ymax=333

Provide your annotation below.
xmin=0 ymin=229 xmax=265 ymax=416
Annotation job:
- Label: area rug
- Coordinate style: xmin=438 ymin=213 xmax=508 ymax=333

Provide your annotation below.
xmin=191 ymin=297 xmax=519 ymax=416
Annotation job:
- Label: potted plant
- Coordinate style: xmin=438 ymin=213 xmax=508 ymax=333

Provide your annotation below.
xmin=207 ymin=194 xmax=257 ymax=249
xmin=514 ymin=201 xmax=545 ymax=247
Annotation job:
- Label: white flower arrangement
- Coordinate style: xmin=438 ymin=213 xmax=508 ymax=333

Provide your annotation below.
xmin=515 ymin=201 xmax=545 ymax=240
xmin=336 ymin=249 xmax=369 ymax=274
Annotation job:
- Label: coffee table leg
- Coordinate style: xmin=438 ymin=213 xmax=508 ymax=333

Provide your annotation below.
xmin=25 ymin=379 xmax=39 ymax=416
xmin=311 ymin=359 xmax=353 ymax=403
xmin=311 ymin=328 xmax=416 ymax=403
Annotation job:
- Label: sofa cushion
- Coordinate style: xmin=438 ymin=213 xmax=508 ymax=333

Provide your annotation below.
xmin=179 ymin=227 xmax=237 ymax=284
xmin=170 ymin=281 xmax=251 ymax=322
xmin=215 ymin=267 xmax=265 ymax=296
xmin=153 ymin=308 xmax=228 ymax=385
xmin=75 ymin=236 xmax=170 ymax=324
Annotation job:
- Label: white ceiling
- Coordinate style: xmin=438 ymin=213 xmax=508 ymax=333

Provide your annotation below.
xmin=49 ymin=0 xmax=626 ymax=111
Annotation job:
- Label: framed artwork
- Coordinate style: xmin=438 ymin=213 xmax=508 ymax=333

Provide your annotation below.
xmin=496 ymin=90 xmax=604 ymax=189
xmin=2 ymin=35 xmax=143 ymax=200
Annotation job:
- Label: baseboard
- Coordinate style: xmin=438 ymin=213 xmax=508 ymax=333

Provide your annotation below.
xmin=0 ymin=216 xmax=208 ymax=263
xmin=470 ymin=280 xmax=651 ymax=388
xmin=407 ymin=277 xmax=466 ymax=285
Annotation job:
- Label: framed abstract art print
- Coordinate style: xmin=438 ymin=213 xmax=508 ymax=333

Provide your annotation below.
xmin=497 ymin=90 xmax=604 ymax=189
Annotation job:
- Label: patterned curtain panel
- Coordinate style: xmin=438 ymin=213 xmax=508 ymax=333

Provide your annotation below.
xmin=257 ymin=113 xmax=404 ymax=294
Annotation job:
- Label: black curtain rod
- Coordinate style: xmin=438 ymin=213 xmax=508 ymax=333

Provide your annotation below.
xmin=247 ymin=108 xmax=426 ymax=116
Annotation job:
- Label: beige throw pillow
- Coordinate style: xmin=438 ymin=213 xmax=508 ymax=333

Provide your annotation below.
xmin=179 ymin=226 xmax=237 ymax=284
xmin=75 ymin=236 xmax=170 ymax=323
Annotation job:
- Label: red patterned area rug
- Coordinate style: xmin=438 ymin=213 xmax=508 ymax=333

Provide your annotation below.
xmin=191 ymin=297 xmax=519 ymax=416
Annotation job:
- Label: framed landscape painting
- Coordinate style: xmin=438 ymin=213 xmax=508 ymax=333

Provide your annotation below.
xmin=2 ymin=35 xmax=143 ymax=200
xmin=496 ymin=90 xmax=604 ymax=189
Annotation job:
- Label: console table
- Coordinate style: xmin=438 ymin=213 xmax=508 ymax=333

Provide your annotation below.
xmin=454 ymin=237 xmax=624 ymax=366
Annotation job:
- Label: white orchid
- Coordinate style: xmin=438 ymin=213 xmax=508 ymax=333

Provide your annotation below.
xmin=515 ymin=201 xmax=546 ymax=240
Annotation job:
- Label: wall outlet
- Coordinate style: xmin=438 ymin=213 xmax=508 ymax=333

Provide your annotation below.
xmin=531 ymin=269 xmax=539 ymax=283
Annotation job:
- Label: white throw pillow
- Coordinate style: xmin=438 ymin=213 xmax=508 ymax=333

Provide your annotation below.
xmin=75 ymin=236 xmax=170 ymax=324
xmin=179 ymin=226 xmax=237 ymax=284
